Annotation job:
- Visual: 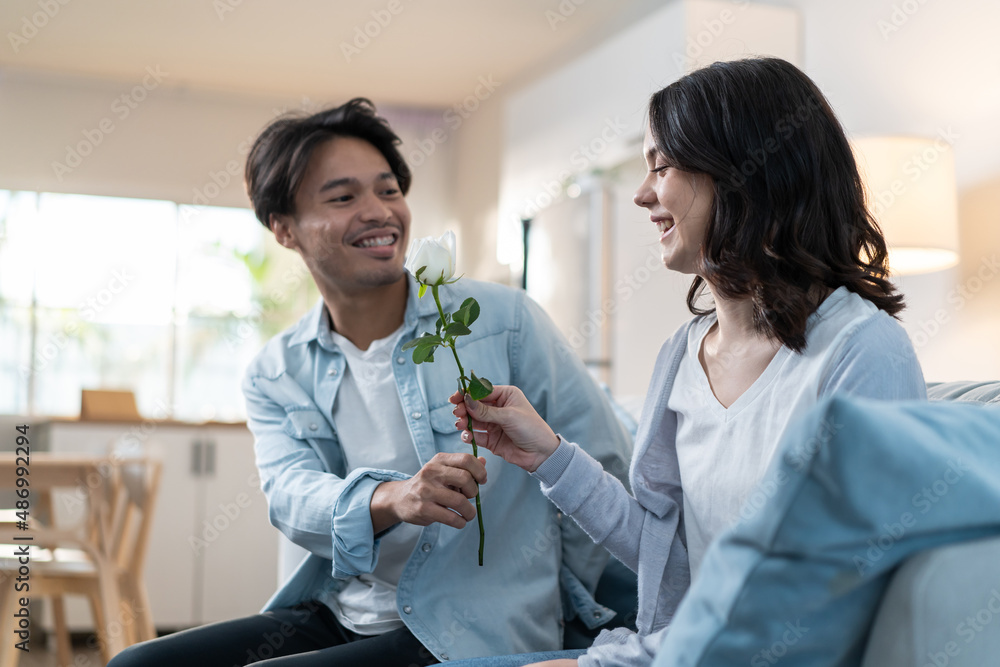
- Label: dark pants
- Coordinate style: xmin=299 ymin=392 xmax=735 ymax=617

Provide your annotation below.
xmin=107 ymin=600 xmax=438 ymax=667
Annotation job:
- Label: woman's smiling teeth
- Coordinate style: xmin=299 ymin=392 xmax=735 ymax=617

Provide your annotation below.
xmin=656 ymin=219 xmax=673 ymax=233
xmin=355 ymin=234 xmax=395 ymax=248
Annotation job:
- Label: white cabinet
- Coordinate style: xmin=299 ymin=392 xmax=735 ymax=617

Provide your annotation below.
xmin=35 ymin=420 xmax=279 ymax=631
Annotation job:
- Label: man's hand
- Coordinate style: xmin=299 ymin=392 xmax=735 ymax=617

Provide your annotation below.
xmin=370 ymin=452 xmax=487 ymax=533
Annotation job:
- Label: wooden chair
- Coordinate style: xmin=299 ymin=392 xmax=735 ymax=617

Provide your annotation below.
xmin=0 ymin=455 xmax=162 ymax=667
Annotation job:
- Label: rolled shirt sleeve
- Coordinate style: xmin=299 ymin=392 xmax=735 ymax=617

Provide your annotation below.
xmin=244 ymin=372 xmax=410 ymax=578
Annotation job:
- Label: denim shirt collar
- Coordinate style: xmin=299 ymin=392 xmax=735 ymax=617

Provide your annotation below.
xmin=285 ymin=271 xmax=455 ymax=350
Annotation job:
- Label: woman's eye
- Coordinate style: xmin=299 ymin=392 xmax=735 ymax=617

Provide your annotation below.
xmin=652 ymin=165 xmax=669 ymax=174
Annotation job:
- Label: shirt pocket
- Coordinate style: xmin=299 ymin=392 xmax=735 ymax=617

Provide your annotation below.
xmin=280 ymin=409 xmax=346 ymax=476
xmin=282 ymin=409 xmax=336 ymax=440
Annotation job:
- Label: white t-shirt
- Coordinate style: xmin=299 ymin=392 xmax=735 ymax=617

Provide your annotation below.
xmin=668 ymin=287 xmax=877 ymax=578
xmin=323 ymin=324 xmax=422 ymax=635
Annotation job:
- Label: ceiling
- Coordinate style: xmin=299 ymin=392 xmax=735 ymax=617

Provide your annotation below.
xmin=0 ymin=0 xmax=665 ymax=107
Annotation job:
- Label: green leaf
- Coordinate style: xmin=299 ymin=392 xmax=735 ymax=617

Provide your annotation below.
xmin=412 ymin=337 xmax=442 ymax=364
xmin=402 ymin=334 xmax=441 ymax=352
xmin=461 ymin=297 xmax=480 ymax=326
xmin=412 ymin=345 xmax=432 ymax=364
xmin=468 ymin=370 xmax=494 ymax=401
xmin=418 ymin=283 xmax=427 ymax=298
xmin=444 ymin=322 xmax=471 ymax=337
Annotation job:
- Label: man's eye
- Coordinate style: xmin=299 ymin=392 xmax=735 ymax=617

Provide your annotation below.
xmin=328 ymin=195 xmax=353 ymax=203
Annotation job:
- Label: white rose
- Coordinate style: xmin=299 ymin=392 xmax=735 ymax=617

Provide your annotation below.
xmin=406 ymin=231 xmax=457 ymax=285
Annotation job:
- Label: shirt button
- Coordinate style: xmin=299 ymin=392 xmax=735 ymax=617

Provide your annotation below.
xmin=309 ymin=424 xmax=318 ymax=431
xmin=327 ymin=368 xmax=338 ymax=376
xmin=403 ymin=605 xmax=412 ymax=614
xmin=396 ymin=357 xmax=405 ymax=364
xmin=411 ymin=411 xmax=422 ymax=420
xmin=593 ymin=611 xmax=602 ymax=620
xmin=441 ymin=654 xmax=449 ymax=661
xmin=421 ymin=543 xmax=431 ymax=552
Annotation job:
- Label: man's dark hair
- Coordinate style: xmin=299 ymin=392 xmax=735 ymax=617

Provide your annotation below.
xmin=648 ymin=57 xmax=903 ymax=352
xmin=245 ymin=98 xmax=412 ymax=229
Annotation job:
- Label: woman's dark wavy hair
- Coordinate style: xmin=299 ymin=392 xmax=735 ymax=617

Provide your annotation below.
xmin=245 ymin=98 xmax=411 ymax=229
xmin=648 ymin=57 xmax=903 ymax=352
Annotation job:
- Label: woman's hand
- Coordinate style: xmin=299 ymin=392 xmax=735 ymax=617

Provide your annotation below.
xmin=449 ymin=386 xmax=560 ymax=473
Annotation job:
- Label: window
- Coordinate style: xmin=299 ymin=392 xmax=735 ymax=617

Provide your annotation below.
xmin=0 ymin=191 xmax=317 ymax=421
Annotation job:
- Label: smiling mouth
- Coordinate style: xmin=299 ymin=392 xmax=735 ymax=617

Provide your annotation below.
xmin=654 ymin=218 xmax=674 ymax=234
xmin=353 ymin=233 xmax=397 ymax=248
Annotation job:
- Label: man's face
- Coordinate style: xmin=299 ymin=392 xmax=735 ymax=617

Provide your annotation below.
xmin=271 ymin=135 xmax=411 ymax=296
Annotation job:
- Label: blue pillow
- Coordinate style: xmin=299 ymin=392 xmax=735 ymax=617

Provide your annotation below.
xmin=652 ymin=396 xmax=1000 ymax=667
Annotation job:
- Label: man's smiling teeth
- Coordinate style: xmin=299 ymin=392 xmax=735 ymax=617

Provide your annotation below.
xmin=356 ymin=235 xmax=395 ymax=248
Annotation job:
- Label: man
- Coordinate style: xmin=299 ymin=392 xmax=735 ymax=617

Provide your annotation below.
xmin=109 ymin=98 xmax=631 ymax=667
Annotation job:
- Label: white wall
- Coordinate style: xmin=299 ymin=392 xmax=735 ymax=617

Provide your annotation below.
xmin=496 ymin=0 xmax=1000 ymax=389
xmin=775 ymin=0 xmax=1000 ymax=382
xmin=500 ymin=0 xmax=802 ymax=395
xmin=0 ymin=67 xmax=456 ymax=238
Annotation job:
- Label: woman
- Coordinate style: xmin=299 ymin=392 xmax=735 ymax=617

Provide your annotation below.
xmin=449 ymin=57 xmax=925 ymax=667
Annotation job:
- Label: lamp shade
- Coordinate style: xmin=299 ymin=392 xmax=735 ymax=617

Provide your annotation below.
xmin=851 ymin=136 xmax=960 ymax=275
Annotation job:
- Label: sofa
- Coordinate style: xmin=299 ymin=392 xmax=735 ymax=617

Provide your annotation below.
xmin=578 ymin=380 xmax=1000 ymax=666
xmin=861 ymin=381 xmax=1000 ymax=666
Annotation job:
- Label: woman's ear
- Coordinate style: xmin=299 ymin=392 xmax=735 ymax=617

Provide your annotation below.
xmin=270 ymin=214 xmax=297 ymax=250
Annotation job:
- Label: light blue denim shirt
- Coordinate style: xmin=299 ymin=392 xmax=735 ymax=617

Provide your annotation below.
xmin=242 ymin=272 xmax=633 ymax=662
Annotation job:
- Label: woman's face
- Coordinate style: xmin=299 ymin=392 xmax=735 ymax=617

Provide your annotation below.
xmin=633 ymin=129 xmax=714 ymax=276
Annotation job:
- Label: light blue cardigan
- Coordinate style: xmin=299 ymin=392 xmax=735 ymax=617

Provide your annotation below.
xmin=532 ymin=291 xmax=926 ymax=667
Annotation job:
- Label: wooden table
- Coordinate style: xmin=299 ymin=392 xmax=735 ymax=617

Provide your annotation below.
xmin=0 ymin=453 xmax=127 ymax=664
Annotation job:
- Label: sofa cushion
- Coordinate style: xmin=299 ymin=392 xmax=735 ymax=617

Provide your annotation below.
xmin=860 ymin=534 xmax=1000 ymax=667
xmin=651 ymin=396 xmax=1000 ymax=667
xmin=927 ymin=380 xmax=1000 ymax=405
